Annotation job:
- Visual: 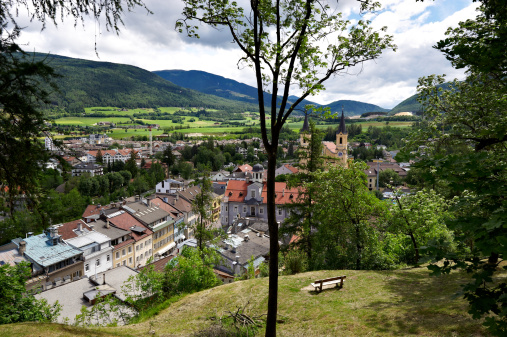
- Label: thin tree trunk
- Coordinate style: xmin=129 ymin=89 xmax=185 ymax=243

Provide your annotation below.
xmin=265 ymin=151 xmax=278 ymax=337
xmin=409 ymin=232 xmax=419 ymax=264
xmin=355 ymin=224 xmax=361 ymax=270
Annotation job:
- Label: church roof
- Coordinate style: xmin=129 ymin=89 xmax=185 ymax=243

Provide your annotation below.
xmin=300 ymin=114 xmax=310 ymax=133
xmin=337 ymin=109 xmax=347 ymax=134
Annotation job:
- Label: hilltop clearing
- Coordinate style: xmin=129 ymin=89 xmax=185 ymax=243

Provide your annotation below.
xmin=0 ymin=268 xmax=489 ymax=336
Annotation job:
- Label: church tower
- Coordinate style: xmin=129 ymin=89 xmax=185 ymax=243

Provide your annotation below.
xmin=335 ymin=108 xmax=348 ymax=167
xmin=299 ymin=114 xmax=310 ymax=168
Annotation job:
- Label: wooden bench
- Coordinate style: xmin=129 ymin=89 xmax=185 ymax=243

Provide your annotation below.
xmin=311 ymin=276 xmax=346 ymax=293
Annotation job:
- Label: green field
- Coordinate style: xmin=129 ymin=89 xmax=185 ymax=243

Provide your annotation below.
xmin=53 ymin=107 xmax=414 ymax=139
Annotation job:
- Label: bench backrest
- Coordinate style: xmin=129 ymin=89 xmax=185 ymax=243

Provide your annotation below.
xmin=314 ymin=276 xmax=346 ymax=284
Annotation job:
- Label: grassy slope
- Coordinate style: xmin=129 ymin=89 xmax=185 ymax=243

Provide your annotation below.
xmin=0 ymin=268 xmax=489 ymax=337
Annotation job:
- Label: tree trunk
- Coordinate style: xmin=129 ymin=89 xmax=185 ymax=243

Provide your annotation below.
xmin=355 ymin=224 xmax=361 ymax=270
xmin=409 ymin=232 xmax=419 ymax=264
xmin=265 ymin=151 xmax=278 ymax=337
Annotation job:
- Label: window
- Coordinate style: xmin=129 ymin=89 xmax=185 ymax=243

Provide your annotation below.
xmin=140 ymin=243 xmax=143 ymax=249
xmin=122 ymin=249 xmax=126 ymax=256
xmin=251 ymin=190 xmax=255 ymax=198
xmin=122 ymin=260 xmax=126 ymax=266
xmin=128 ymin=246 xmax=132 ymax=253
xmin=116 ymin=252 xmax=120 ymax=259
xmin=107 ymin=255 xmax=110 ymax=262
xmin=234 ymin=206 xmax=238 ymax=213
xmin=136 ymin=245 xmax=139 ymax=251
xmin=129 ymin=257 xmax=132 ymax=264
xmin=369 ymin=179 xmax=372 ymax=182
xmin=85 ymin=264 xmax=89 ymax=271
xmin=278 ymin=209 xmax=283 ymax=216
xmin=243 ymin=206 xmax=246 ymax=213
xmin=149 ymin=249 xmax=152 ymax=255
xmin=96 ymin=259 xmax=100 ymax=266
xmin=225 ymin=206 xmax=228 ymax=212
xmin=259 ymin=208 xmax=264 ymax=214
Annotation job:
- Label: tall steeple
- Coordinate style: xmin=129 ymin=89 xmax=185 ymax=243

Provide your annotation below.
xmin=300 ymin=114 xmax=310 ymax=133
xmin=335 ymin=106 xmax=348 ymax=168
xmin=337 ymin=106 xmax=347 ymax=135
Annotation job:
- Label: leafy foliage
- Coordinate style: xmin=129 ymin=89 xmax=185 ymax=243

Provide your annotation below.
xmin=0 ymin=262 xmax=61 ymax=324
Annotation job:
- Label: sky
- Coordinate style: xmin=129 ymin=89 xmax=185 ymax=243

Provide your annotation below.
xmin=17 ymin=0 xmax=480 ymax=109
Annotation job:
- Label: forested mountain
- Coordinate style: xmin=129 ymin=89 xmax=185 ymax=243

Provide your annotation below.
xmin=28 ymin=53 xmax=260 ymax=113
xmin=388 ymin=82 xmax=454 ymax=115
xmin=154 ymin=70 xmax=389 ymax=116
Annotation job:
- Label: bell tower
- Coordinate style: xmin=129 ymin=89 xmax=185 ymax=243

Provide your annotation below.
xmin=335 ymin=107 xmax=348 ymax=167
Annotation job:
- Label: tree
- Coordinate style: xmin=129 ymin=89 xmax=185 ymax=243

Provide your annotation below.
xmin=124 ymin=151 xmax=139 ymax=177
xmin=388 ymin=189 xmax=454 ymax=265
xmin=191 ymin=174 xmax=219 ymax=251
xmin=162 ymin=146 xmax=176 ymax=168
xmin=283 ymin=119 xmax=323 ymax=269
xmin=311 ymin=162 xmax=389 ymax=270
xmin=177 ymin=2 xmax=395 ymax=334
xmin=378 ymin=169 xmax=403 ymax=188
xmin=96 ymin=150 xmax=104 ymax=165
xmin=0 ymin=262 xmax=61 ymax=324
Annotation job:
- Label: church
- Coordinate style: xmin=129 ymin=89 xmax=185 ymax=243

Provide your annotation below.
xmin=299 ymin=109 xmax=348 ymax=168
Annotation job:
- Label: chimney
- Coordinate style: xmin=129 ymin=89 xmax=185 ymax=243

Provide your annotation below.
xmin=19 ymin=241 xmax=26 ymax=256
xmin=282 ymin=188 xmax=285 ymax=197
xmin=106 ymin=219 xmax=110 ymax=229
xmin=244 ymin=235 xmax=249 ymax=242
xmin=27 ymin=232 xmax=33 ymax=238
xmin=77 ymin=222 xmax=83 ymax=232
xmin=89 ymin=224 xmax=94 ymax=230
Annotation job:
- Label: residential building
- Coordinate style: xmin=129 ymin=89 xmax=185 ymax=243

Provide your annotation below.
xmin=106 ymin=211 xmax=154 ymax=268
xmin=10 ymin=227 xmax=84 ymax=291
xmin=275 ymin=164 xmax=298 ymax=177
xmin=71 ymin=162 xmax=103 ymax=177
xmin=220 ymin=172 xmax=299 ymax=226
xmin=66 ymin=231 xmax=113 ymax=278
xmin=91 ymin=219 xmax=135 ymax=269
xmin=122 ymin=200 xmax=175 ymax=258
xmin=86 ymin=148 xmax=141 ymax=164
xmin=155 ymin=178 xmax=184 ymax=194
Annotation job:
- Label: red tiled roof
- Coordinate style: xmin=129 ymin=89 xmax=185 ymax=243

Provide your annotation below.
xmin=235 ymin=164 xmax=252 ymax=173
xmin=57 ymin=219 xmax=92 ymax=240
xmin=82 ymin=204 xmax=112 ymax=219
xmin=283 ymin=164 xmax=299 ymax=174
xmin=322 ymin=141 xmax=337 ymax=154
xmin=225 ymin=180 xmax=249 ymax=203
xmin=261 ymin=182 xmax=299 ymax=205
xmin=108 ymin=213 xmax=153 ymax=241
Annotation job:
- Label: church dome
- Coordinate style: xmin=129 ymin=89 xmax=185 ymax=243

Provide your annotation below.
xmin=252 ymin=163 xmax=264 ymax=172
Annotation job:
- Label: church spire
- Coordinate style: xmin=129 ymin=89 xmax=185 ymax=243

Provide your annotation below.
xmin=337 ymin=106 xmax=347 ymax=134
xmin=300 ymin=113 xmax=310 ymax=133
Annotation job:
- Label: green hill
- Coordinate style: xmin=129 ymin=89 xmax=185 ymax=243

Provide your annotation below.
xmin=389 ymin=82 xmax=455 ymax=115
xmin=325 ymin=99 xmax=389 ymax=116
xmin=0 ymin=268 xmax=488 ymax=336
xmin=154 ymin=70 xmax=389 ymax=117
xmin=27 ymin=53 xmax=260 ymax=113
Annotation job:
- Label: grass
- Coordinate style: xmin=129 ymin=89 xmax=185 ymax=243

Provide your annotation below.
xmin=0 ymin=268 xmax=490 ymax=336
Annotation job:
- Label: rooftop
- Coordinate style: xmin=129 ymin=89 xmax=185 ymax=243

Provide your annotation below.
xmin=14 ymin=233 xmax=83 ymax=267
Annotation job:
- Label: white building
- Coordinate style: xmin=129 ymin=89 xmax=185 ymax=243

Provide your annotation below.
xmin=155 ymin=179 xmax=184 ymax=194
xmin=66 ymin=231 xmax=113 ymax=278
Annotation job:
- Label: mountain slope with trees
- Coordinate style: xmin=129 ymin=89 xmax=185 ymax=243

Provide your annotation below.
xmin=28 ymin=53 xmax=260 ymax=113
xmin=154 ymin=70 xmax=388 ymax=116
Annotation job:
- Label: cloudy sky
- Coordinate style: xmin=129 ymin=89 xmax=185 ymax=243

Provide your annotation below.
xmin=17 ymin=0 xmax=479 ymax=109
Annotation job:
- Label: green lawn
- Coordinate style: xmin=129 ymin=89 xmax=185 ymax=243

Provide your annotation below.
xmin=0 ymin=268 xmax=490 ymax=336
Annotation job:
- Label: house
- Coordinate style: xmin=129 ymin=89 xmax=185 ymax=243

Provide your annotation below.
xmin=210 ymin=170 xmax=229 ymax=182
xmin=10 ymin=227 xmax=85 ymax=291
xmin=106 ymin=211 xmax=154 ymax=268
xmin=220 ymin=165 xmax=299 ymax=226
xmin=215 ymin=228 xmax=270 ymax=278
xmin=275 ymin=164 xmax=298 ymax=177
xmin=71 ymin=162 xmax=103 ymax=177
xmin=66 ymin=231 xmax=113 ymax=278
xmin=86 ymin=149 xmax=141 ymax=165
xmin=121 ymin=200 xmax=175 ymax=258
xmin=155 ymin=178 xmax=184 ymax=194
xmin=91 ymin=219 xmax=136 ymax=269
xmin=34 ymin=266 xmax=139 ymax=325
xmin=364 ymin=161 xmax=408 ymax=191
